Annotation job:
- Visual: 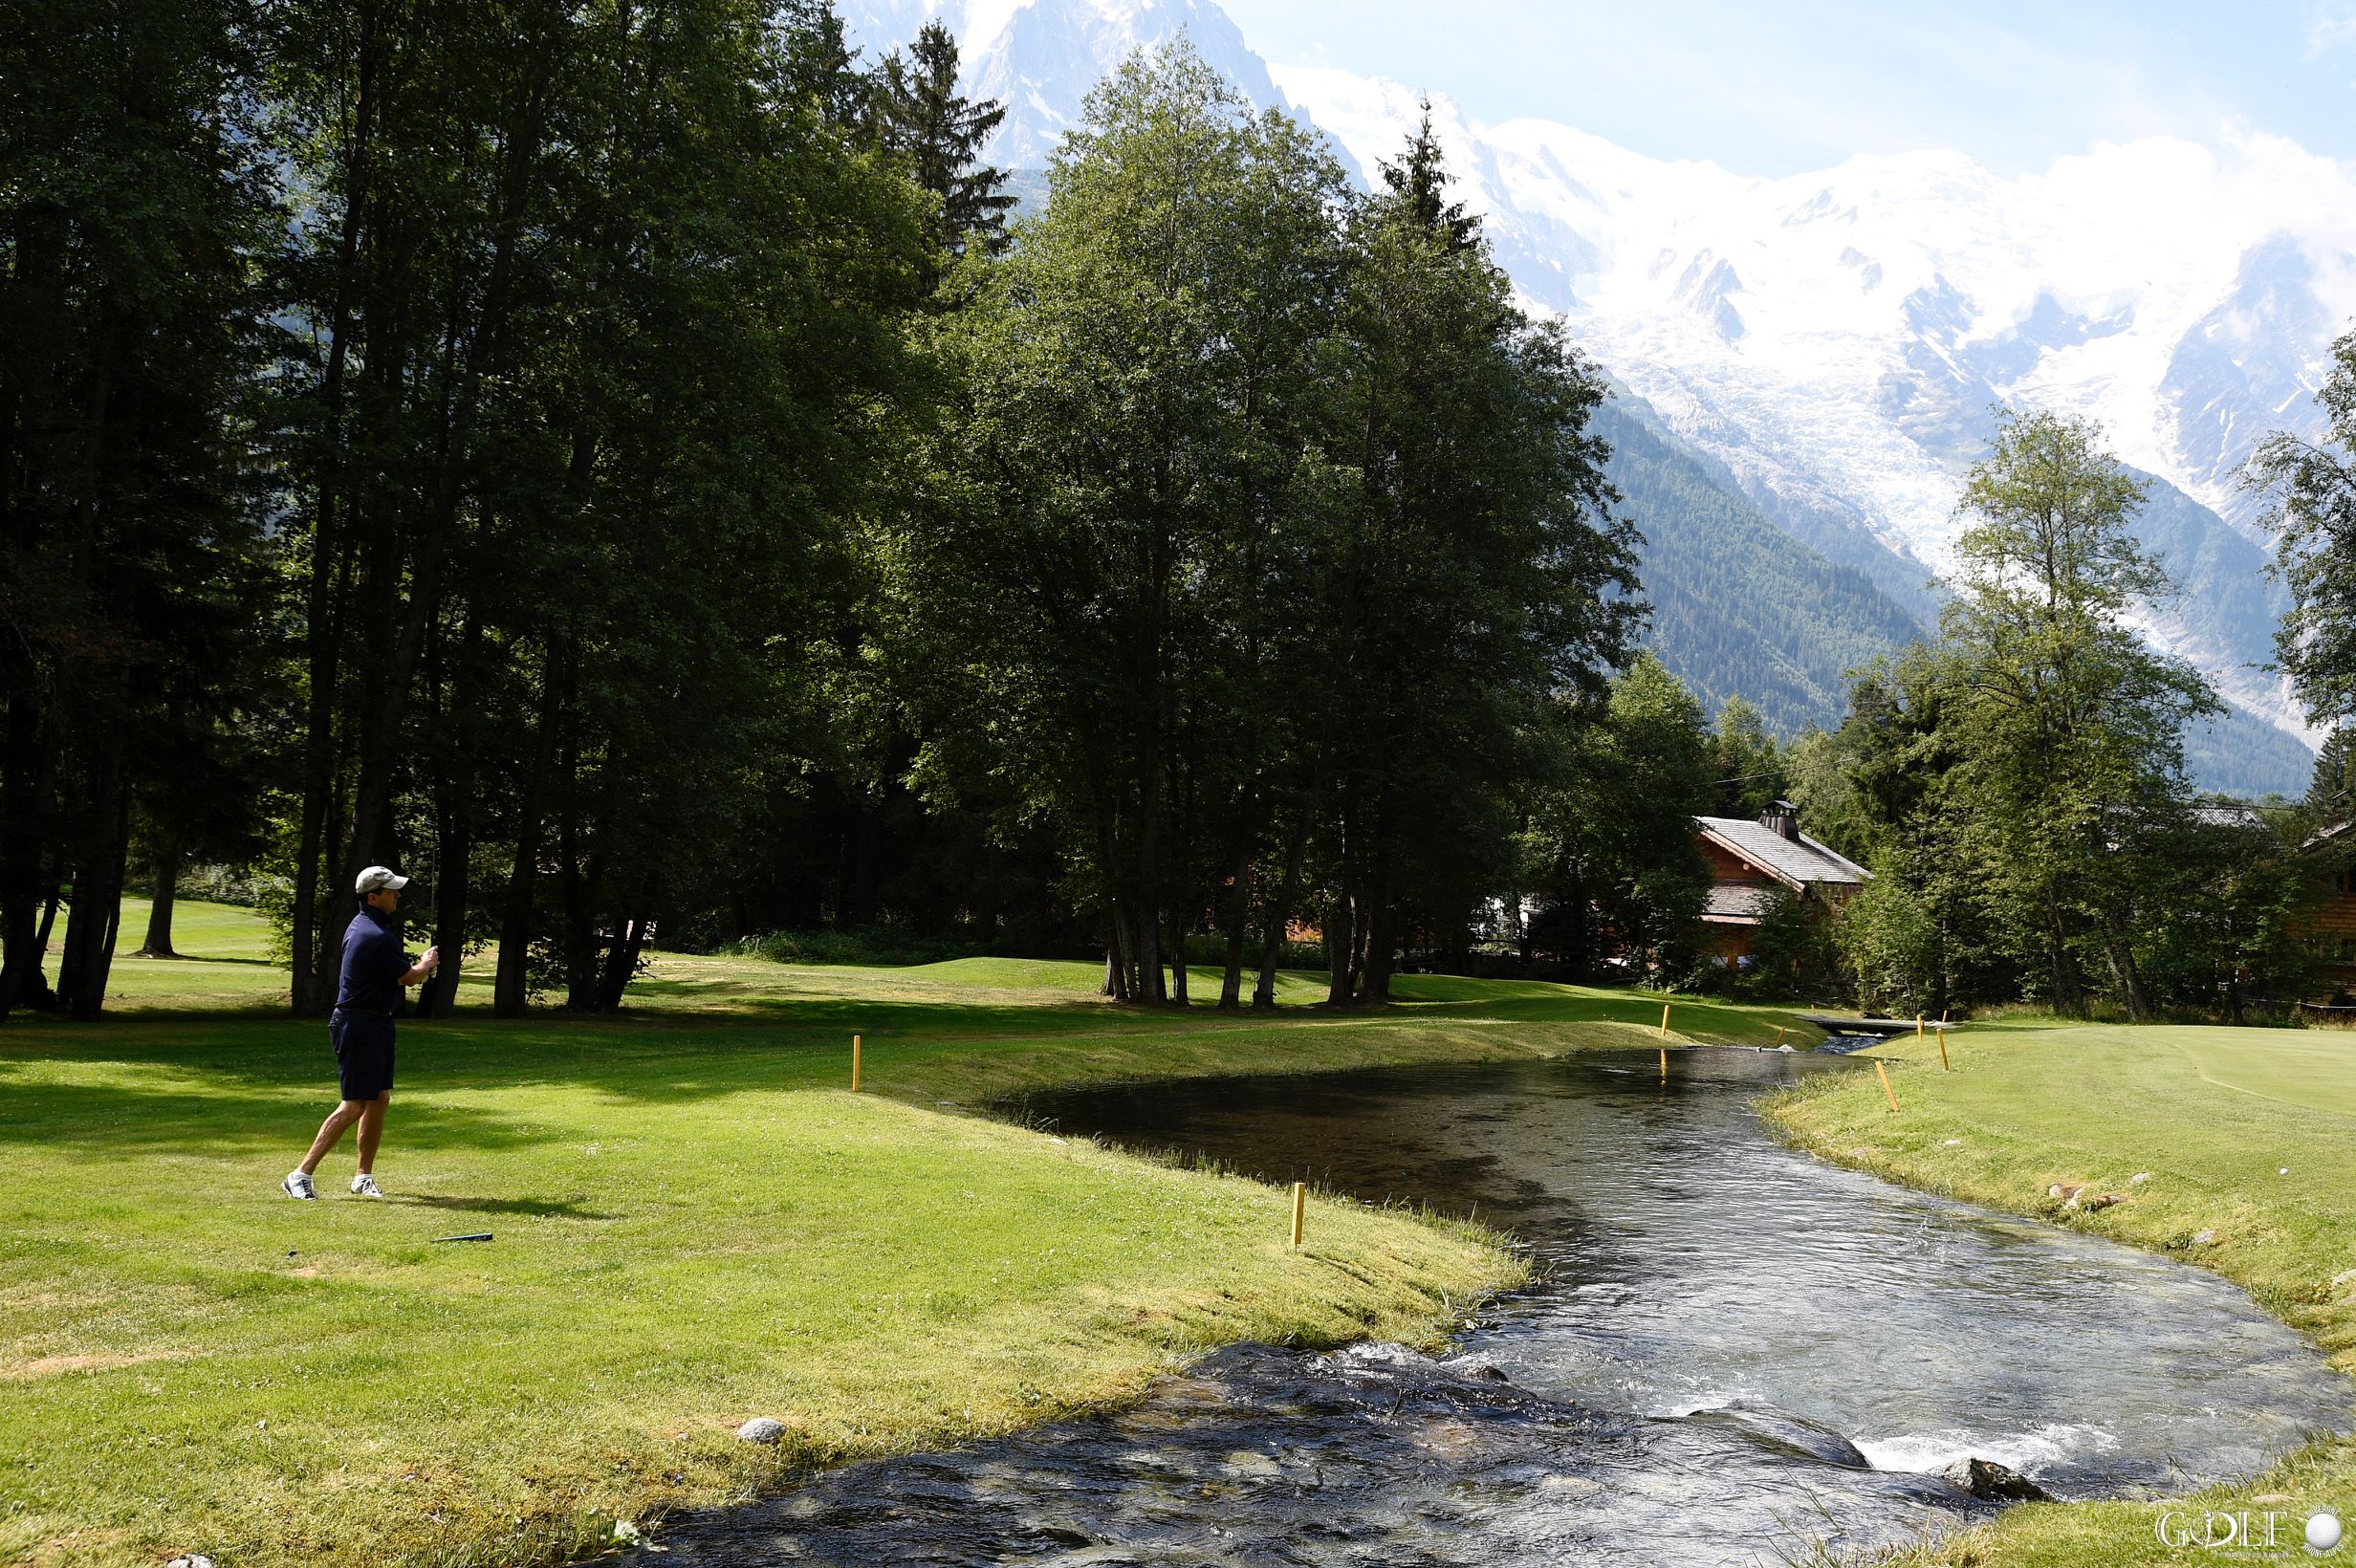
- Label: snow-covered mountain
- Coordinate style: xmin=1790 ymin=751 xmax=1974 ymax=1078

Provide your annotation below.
xmin=840 ymin=0 xmax=1285 ymax=168
xmin=1279 ymin=69 xmax=2356 ymax=740
xmin=841 ymin=0 xmax=2356 ymax=771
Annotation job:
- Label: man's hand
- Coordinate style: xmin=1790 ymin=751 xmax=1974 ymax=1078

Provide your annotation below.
xmin=422 ymin=946 xmax=442 ymax=974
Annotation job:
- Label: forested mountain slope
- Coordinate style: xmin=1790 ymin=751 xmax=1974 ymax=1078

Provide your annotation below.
xmin=1599 ymin=396 xmax=1925 ymax=734
xmin=1607 ymin=395 xmax=2313 ymax=795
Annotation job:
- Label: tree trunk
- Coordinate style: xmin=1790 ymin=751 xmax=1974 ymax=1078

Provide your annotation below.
xmin=558 ymin=726 xmax=620 ymax=1012
xmin=1133 ymin=880 xmax=1163 ymax=1004
xmin=2043 ymin=898 xmax=2083 ymax=1017
xmin=136 ymin=840 xmax=179 ymax=957
xmin=291 ymin=528 xmax=359 ymax=1016
xmin=1560 ymin=865 xmax=1591 ymax=981
xmin=57 ymin=777 xmax=131 ymax=1021
xmin=1218 ymin=864 xmax=1252 ymax=1011
xmin=556 ymin=738 xmax=602 ymax=1012
xmin=494 ymin=644 xmax=567 ymax=1016
xmin=30 ymin=881 xmax=61 ymax=1004
xmin=1363 ymin=899 xmax=1396 ymax=1004
xmin=1930 ymin=912 xmax=1952 ymax=1023
xmin=419 ymin=816 xmax=469 ymax=1019
xmin=1325 ymin=888 xmax=1355 ymax=1007
xmin=2101 ymin=915 xmax=2151 ymax=1023
xmin=417 ymin=617 xmax=477 ymax=1018
xmin=0 ymin=694 xmax=56 ymax=1020
xmin=594 ymin=910 xmax=649 ymax=1010
xmin=1167 ymin=917 xmax=1188 ymax=1006
xmin=1103 ymin=908 xmax=1131 ymax=1001
xmin=1090 ymin=790 xmax=1129 ymax=1000
xmin=1251 ymin=813 xmax=1306 ymax=1008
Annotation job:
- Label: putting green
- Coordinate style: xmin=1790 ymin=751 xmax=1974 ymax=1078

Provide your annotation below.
xmin=2160 ymin=1026 xmax=2356 ymax=1119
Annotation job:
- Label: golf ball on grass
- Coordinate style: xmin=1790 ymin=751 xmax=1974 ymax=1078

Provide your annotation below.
xmin=2311 ymin=1510 xmax=2343 ymax=1552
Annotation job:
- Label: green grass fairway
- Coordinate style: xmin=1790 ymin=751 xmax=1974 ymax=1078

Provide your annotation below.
xmin=1766 ymin=1022 xmax=2356 ymax=1566
xmin=95 ymin=898 xmax=291 ymax=1011
xmin=3 ymin=903 xmax=1801 ymax=1568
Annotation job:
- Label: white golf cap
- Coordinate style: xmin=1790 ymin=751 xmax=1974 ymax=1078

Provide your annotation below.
xmin=355 ymin=865 xmax=411 ymax=896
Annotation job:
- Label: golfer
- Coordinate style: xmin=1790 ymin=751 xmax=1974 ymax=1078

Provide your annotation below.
xmin=282 ymin=865 xmax=439 ymax=1200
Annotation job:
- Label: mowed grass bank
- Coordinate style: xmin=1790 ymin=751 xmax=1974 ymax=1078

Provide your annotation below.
xmin=3 ymin=903 xmax=1800 ymax=1568
xmin=1765 ymin=1021 xmax=2356 ymax=1566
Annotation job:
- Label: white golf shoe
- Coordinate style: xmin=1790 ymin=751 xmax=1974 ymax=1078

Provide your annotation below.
xmin=282 ymin=1170 xmax=317 ymax=1201
xmin=350 ymin=1173 xmax=383 ymax=1198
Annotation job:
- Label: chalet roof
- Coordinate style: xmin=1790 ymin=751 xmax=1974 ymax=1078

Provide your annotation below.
xmin=1696 ymin=816 xmax=1872 ymax=890
xmin=1699 ymin=883 xmax=1783 ymax=925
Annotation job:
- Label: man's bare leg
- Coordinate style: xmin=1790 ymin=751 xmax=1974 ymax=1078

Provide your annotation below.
xmin=298 ymin=1100 xmax=368 ymax=1176
xmin=355 ymin=1093 xmax=389 ymax=1175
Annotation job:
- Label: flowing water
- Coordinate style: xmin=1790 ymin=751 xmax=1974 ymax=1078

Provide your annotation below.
xmin=632 ymin=1048 xmax=2350 ymax=1566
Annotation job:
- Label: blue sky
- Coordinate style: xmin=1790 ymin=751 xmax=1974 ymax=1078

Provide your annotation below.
xmin=1217 ymin=0 xmax=2356 ymax=176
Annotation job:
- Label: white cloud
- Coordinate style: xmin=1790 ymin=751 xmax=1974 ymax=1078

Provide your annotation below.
xmin=2308 ymin=1 xmax=2356 ymax=55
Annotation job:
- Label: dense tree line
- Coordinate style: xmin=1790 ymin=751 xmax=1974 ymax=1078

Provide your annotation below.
xmin=2 ymin=1 xmax=968 ymax=1019
xmin=2 ymin=15 xmax=1642 ymax=1020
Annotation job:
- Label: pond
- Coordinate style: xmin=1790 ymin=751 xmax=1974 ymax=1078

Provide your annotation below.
xmin=631 ymin=1048 xmax=2350 ymax=1566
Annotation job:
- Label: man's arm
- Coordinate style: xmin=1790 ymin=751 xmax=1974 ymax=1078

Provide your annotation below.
xmin=400 ymin=947 xmax=441 ymax=987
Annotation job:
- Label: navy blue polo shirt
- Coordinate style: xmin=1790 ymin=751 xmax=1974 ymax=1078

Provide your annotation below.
xmin=337 ymin=905 xmax=414 ymax=1014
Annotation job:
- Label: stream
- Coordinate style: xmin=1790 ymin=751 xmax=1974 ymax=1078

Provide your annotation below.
xmin=631 ymin=1048 xmax=2350 ymax=1565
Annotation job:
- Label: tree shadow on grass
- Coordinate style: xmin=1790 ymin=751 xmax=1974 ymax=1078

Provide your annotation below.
xmin=0 ymin=994 xmax=1268 ymax=1093
xmin=0 ymin=978 xmax=1759 ymax=1131
xmin=0 ymin=1076 xmax=554 ymax=1156
xmin=395 ymin=1193 xmax=613 ymax=1220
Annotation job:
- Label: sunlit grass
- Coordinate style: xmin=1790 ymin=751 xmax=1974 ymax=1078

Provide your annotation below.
xmin=1764 ymin=1022 xmax=2356 ymax=1566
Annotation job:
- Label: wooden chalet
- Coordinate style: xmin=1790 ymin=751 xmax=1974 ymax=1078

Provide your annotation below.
xmin=1695 ymin=800 xmax=1870 ymax=960
xmin=2301 ymin=816 xmax=2356 ymax=991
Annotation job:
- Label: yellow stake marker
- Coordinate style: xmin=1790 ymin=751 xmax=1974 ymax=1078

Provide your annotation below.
xmin=1659 ymin=1003 xmax=1671 ymax=1039
xmin=1876 ymin=1059 xmax=1901 ymax=1112
xmin=1916 ymin=1013 xmax=1925 ymax=1042
xmin=1937 ymin=1026 xmax=1951 ymax=1073
xmin=1290 ymin=1182 xmax=1306 ymax=1249
xmin=852 ymin=1034 xmax=862 ymax=1092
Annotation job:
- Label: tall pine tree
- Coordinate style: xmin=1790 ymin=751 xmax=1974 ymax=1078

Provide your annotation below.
xmin=870 ymin=21 xmax=1014 ymax=272
xmin=1379 ymin=98 xmax=1479 ymax=252
xmin=2311 ymin=728 xmax=2355 ymax=823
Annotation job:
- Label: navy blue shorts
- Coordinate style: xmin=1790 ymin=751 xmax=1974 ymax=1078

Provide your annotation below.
xmin=331 ymin=1012 xmax=396 ymax=1100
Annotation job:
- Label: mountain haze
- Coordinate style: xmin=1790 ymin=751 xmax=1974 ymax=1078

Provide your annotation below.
xmin=841 ymin=0 xmax=2346 ymax=793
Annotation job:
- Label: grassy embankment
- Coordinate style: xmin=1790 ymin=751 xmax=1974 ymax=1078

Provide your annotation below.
xmin=1766 ymin=1019 xmax=2356 ymax=1566
xmin=1 ymin=901 xmax=1797 ymax=1568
